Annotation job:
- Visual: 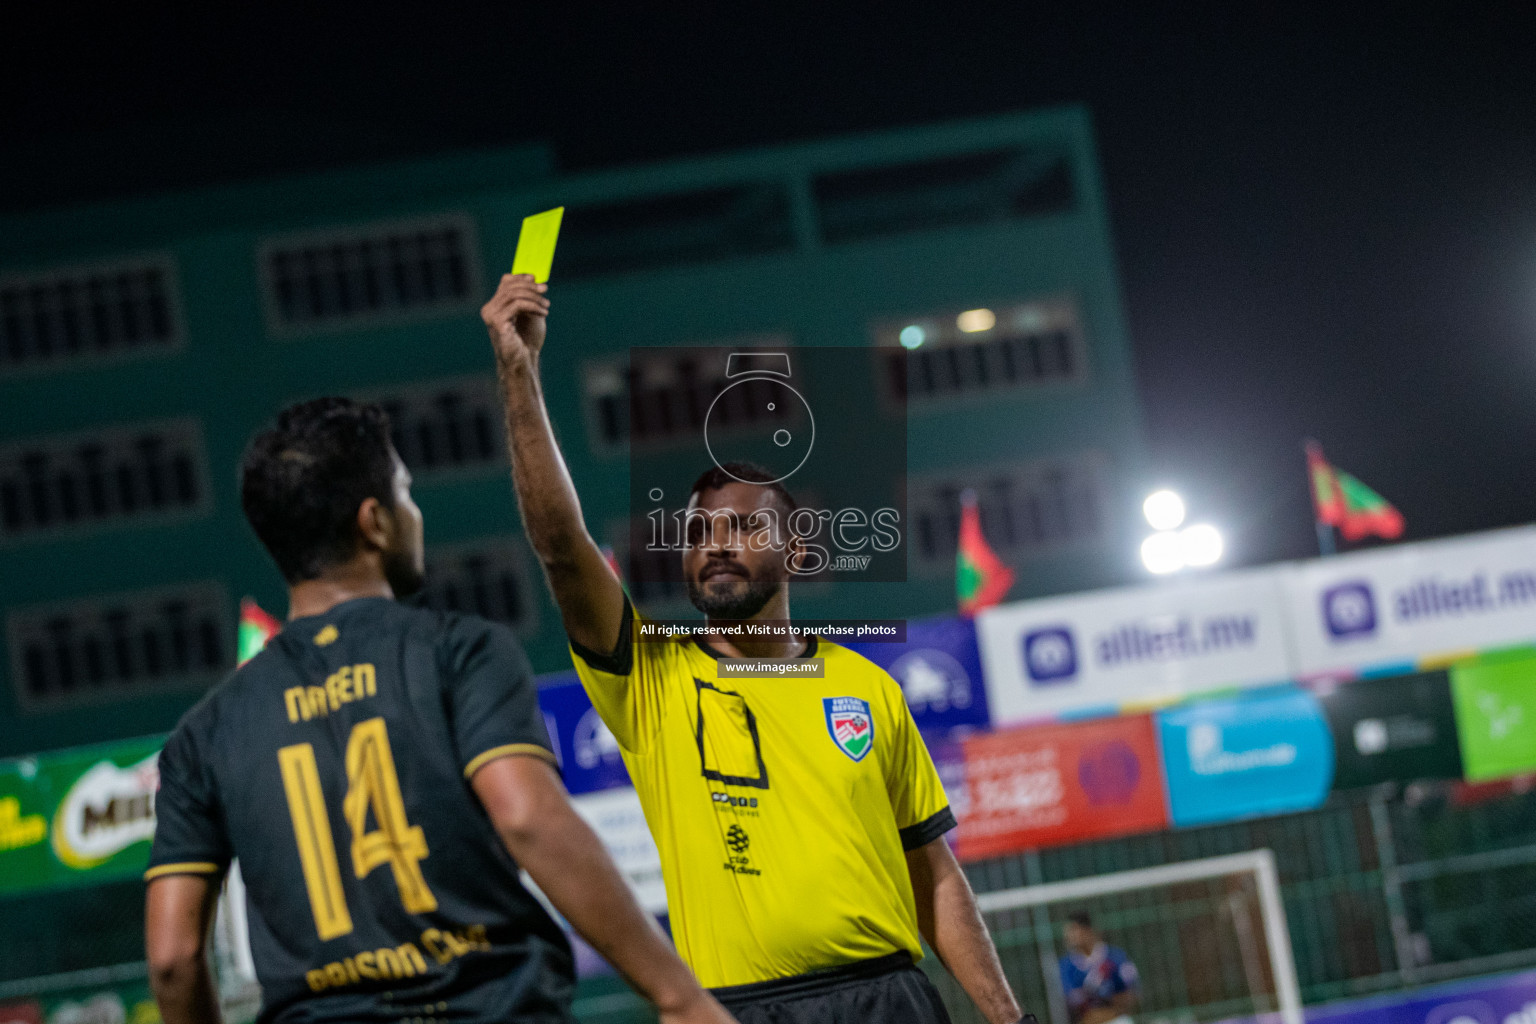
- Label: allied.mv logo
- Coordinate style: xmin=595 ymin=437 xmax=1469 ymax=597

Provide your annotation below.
xmin=1322 ymin=581 xmax=1377 ymax=639
xmin=1023 ymin=626 xmax=1078 ymax=685
xmin=824 ymin=696 xmax=874 ymax=762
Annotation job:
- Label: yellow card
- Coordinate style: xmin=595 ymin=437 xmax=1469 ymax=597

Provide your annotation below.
xmin=510 ymin=206 xmax=565 ymax=283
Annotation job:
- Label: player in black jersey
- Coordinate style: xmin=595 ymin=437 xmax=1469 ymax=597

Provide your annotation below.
xmin=144 ymin=398 xmax=734 ymax=1024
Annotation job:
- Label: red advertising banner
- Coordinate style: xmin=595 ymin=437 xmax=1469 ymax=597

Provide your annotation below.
xmin=954 ymin=714 xmax=1169 ymax=861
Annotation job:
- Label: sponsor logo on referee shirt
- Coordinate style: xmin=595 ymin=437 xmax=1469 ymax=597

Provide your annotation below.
xmin=722 ymin=824 xmax=761 ymax=876
xmin=711 ymin=792 xmax=759 ymax=810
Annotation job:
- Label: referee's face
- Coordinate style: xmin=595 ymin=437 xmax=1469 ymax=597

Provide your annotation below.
xmin=682 ymin=482 xmax=796 ymax=619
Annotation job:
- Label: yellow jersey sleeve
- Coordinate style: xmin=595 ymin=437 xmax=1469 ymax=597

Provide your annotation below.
xmin=567 ymin=596 xmax=668 ymax=753
xmin=879 ymin=677 xmax=957 ymax=850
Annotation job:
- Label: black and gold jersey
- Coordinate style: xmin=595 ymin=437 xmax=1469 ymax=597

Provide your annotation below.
xmin=147 ymin=597 xmax=574 ymax=1024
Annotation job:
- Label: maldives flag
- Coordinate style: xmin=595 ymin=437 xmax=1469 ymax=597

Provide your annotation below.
xmin=238 ymin=597 xmax=282 ymax=666
xmin=957 ymin=490 xmax=1015 ymax=616
xmin=1306 ymin=442 xmax=1405 ymax=543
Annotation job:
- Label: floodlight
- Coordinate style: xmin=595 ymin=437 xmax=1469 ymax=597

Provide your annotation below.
xmin=1141 ymin=531 xmax=1184 ymax=574
xmin=1179 ymin=524 xmax=1223 ymax=567
xmin=1143 ymin=490 xmax=1186 ymax=531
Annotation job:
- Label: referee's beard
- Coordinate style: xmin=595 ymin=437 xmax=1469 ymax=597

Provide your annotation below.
xmin=687 ymin=562 xmax=782 ymax=620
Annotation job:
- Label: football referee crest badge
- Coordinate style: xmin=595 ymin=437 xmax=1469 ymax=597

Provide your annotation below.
xmin=824 ymin=697 xmax=874 ymax=762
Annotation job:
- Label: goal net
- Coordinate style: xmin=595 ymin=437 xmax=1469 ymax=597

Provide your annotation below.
xmin=925 ymin=849 xmax=1302 ymax=1024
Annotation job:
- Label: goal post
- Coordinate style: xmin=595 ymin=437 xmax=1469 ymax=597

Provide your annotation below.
xmin=936 ymin=849 xmax=1302 ymax=1024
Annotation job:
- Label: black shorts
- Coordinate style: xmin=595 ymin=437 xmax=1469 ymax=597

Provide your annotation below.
xmin=710 ymin=952 xmax=953 ymax=1024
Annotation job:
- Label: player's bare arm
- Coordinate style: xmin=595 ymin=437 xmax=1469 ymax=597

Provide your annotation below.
xmin=471 ymin=755 xmax=737 ymax=1024
xmin=482 ymin=274 xmax=625 ymax=656
xmin=145 ymin=875 xmax=224 ymax=1024
xmin=907 ymin=837 xmax=1024 ymax=1024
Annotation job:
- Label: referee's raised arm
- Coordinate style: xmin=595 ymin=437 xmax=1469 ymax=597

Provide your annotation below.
xmin=482 ymin=274 xmax=626 ymax=657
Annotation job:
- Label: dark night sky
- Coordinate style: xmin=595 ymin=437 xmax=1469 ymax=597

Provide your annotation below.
xmin=5 ymin=5 xmax=1536 ymax=569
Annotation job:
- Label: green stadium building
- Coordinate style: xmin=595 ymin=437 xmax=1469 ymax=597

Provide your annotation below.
xmin=0 ymin=106 xmax=1147 ymax=759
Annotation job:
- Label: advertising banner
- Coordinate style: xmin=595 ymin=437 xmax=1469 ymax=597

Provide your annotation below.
xmin=1450 ymin=654 xmax=1536 ymax=782
xmin=0 ymin=981 xmax=161 ymax=1024
xmin=1157 ymin=688 xmax=1333 ymax=827
xmin=43 ymin=984 xmax=160 ymax=1024
xmin=953 ymin=715 xmax=1168 ymax=861
xmin=1318 ymin=671 xmax=1463 ymax=789
xmin=536 ymin=672 xmax=632 ymax=796
xmin=846 ymin=614 xmax=991 ymax=734
xmin=1283 ymin=524 xmax=1536 ymax=677
xmin=568 ymin=787 xmax=667 ymax=914
xmin=0 ymin=735 xmax=165 ymax=896
xmin=976 ymin=569 xmax=1293 ymax=726
xmin=1221 ymin=967 xmax=1536 ymax=1024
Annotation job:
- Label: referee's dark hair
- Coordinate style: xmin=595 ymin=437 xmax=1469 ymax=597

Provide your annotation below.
xmin=241 ymin=397 xmax=399 ymax=584
xmin=1066 ymin=911 xmax=1093 ymax=929
xmin=689 ymin=461 xmax=798 ymax=516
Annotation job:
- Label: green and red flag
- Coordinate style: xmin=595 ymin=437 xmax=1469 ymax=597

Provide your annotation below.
xmin=238 ymin=597 xmax=282 ymax=666
xmin=957 ymin=490 xmax=1015 ymax=616
xmin=1306 ymin=442 xmax=1405 ymax=543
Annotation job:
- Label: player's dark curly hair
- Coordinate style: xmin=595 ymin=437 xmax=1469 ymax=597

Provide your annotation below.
xmin=689 ymin=461 xmax=798 ymax=516
xmin=240 ymin=397 xmax=399 ymax=584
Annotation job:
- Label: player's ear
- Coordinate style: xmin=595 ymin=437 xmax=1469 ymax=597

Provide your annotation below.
xmin=356 ymin=497 xmax=394 ymax=553
xmin=786 ymin=531 xmax=808 ymax=575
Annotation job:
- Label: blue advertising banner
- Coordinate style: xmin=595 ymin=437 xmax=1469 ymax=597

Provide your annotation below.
xmin=1157 ymin=687 xmax=1334 ymax=827
xmin=1220 ymin=967 xmax=1536 ymax=1024
xmin=536 ymin=672 xmax=632 ymax=795
xmin=847 ymin=615 xmax=991 ymax=734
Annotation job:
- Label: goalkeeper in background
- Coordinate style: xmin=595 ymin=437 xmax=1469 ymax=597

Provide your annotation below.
xmin=1060 ymin=911 xmax=1140 ymax=1024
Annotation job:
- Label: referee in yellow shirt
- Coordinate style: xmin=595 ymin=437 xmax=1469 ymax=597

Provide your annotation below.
xmin=482 ymin=275 xmax=1030 ymax=1024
